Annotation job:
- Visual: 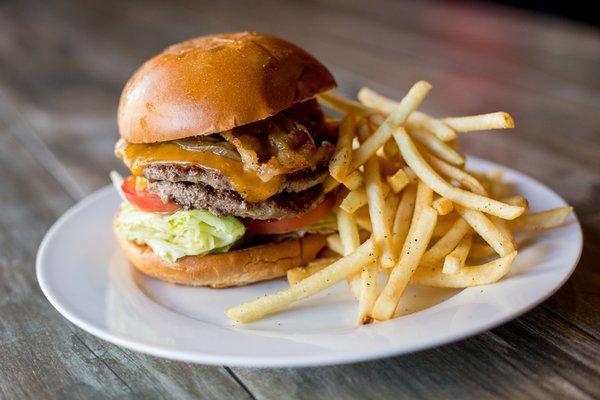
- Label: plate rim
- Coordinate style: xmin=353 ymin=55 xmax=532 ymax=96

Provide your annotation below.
xmin=36 ymin=156 xmax=583 ymax=367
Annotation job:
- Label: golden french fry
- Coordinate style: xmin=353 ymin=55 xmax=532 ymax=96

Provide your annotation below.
xmin=411 ymin=180 xmax=433 ymax=227
xmin=501 ymin=195 xmax=528 ymax=209
xmin=442 ymin=234 xmax=472 ymax=274
xmin=510 ymin=207 xmax=573 ymax=231
xmin=356 ymin=213 xmax=373 ymax=232
xmin=357 ymin=262 xmax=378 ymax=325
xmin=391 ymin=184 xmax=417 ymax=258
xmin=340 ymin=183 xmax=390 ymax=214
xmin=225 ymin=240 xmax=376 ymax=323
xmin=337 ymin=208 xmax=362 ymax=299
xmin=363 ymin=143 xmax=394 ymax=268
xmin=317 ymin=91 xmax=373 ymax=117
xmin=403 ymin=166 xmax=417 ymax=182
xmin=412 ymin=251 xmax=517 ymax=288
xmin=456 ymin=205 xmax=515 ymax=257
xmin=329 ymin=115 xmax=356 ymax=182
xmin=422 ymin=217 xmax=471 ymax=264
xmin=442 ymin=112 xmax=514 ymax=132
xmin=410 ymin=128 xmax=465 ymax=166
xmin=357 ymin=87 xmax=456 ymax=141
xmin=340 ymin=170 xmax=363 ymax=190
xmin=350 ymin=81 xmax=432 ymax=172
xmin=372 ymin=206 xmax=438 ymax=321
xmin=287 ymin=257 xmax=339 ymax=285
xmin=387 ymin=169 xmax=411 ymax=193
xmin=323 ymin=176 xmax=340 ymax=193
xmin=423 ymin=152 xmax=488 ymax=195
xmin=432 ymin=197 xmax=454 ymax=216
xmin=393 ymin=129 xmax=524 ymax=219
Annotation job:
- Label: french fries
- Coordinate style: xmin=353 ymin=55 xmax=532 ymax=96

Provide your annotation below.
xmin=226 ymin=240 xmax=376 ymax=323
xmin=442 ymin=112 xmax=514 ymax=132
xmin=225 ymin=81 xmax=573 ymax=326
xmin=442 ymin=234 xmax=472 ymax=274
xmin=329 ymin=115 xmax=356 ymax=182
xmin=412 ymin=252 xmax=517 ymax=288
xmin=510 ymin=207 xmax=573 ymax=231
xmin=349 ymin=81 xmax=432 ymax=172
xmin=372 ymin=206 xmax=438 ymax=321
xmin=394 ymin=128 xmax=525 ymax=220
xmin=357 ymin=87 xmax=456 ymax=141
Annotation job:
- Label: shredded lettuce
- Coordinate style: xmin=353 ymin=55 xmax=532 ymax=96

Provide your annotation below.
xmin=114 ymin=202 xmax=245 ymax=263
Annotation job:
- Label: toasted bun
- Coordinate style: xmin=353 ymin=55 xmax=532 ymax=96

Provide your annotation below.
xmin=115 ymin=227 xmax=327 ymax=288
xmin=118 ymin=32 xmax=336 ymax=144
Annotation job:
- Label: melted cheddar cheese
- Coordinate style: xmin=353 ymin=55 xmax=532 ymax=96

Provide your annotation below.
xmin=118 ymin=141 xmax=282 ymax=203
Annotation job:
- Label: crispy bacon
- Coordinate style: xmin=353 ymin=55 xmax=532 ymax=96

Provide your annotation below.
xmin=221 ymin=100 xmax=335 ymax=181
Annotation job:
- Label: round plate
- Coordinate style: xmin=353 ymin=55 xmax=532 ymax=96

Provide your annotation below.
xmin=36 ymin=157 xmax=582 ymax=367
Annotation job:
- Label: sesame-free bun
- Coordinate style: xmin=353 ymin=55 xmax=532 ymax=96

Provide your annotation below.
xmin=115 ymin=227 xmax=327 ymax=288
xmin=118 ymin=32 xmax=336 ymax=144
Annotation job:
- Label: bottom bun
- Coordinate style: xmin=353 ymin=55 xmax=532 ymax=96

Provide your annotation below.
xmin=114 ymin=227 xmax=327 ymax=288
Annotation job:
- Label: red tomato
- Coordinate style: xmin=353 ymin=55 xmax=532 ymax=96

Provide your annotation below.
xmin=122 ymin=176 xmax=180 ymax=213
xmin=244 ymin=196 xmax=335 ymax=235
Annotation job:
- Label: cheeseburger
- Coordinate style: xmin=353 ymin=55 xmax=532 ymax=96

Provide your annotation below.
xmin=113 ymin=32 xmax=339 ymax=287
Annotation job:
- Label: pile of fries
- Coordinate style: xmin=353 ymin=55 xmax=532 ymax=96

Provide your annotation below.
xmin=226 ymin=81 xmax=573 ymax=325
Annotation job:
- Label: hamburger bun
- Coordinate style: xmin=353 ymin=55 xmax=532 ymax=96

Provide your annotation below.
xmin=114 ymin=226 xmax=327 ymax=288
xmin=118 ymin=32 xmax=336 ymax=144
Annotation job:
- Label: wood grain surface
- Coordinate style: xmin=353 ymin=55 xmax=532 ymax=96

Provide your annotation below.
xmin=1 ymin=0 xmax=598 ymax=398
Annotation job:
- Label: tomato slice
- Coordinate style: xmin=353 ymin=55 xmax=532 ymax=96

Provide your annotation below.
xmin=244 ymin=196 xmax=335 ymax=235
xmin=122 ymin=176 xmax=181 ymax=213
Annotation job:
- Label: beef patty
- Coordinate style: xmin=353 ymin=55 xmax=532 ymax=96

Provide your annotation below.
xmin=148 ymin=180 xmax=324 ymax=220
xmin=143 ymin=164 xmax=328 ymax=194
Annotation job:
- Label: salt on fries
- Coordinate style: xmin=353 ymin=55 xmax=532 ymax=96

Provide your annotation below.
xmin=226 ymin=81 xmax=573 ymax=325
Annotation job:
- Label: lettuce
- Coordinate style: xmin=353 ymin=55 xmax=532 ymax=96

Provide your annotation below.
xmin=114 ymin=203 xmax=245 ymax=263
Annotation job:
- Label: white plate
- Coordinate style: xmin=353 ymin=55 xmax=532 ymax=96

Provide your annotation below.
xmin=36 ymin=157 xmax=582 ymax=367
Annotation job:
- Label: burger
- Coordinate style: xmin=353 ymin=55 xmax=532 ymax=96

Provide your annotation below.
xmin=113 ymin=32 xmax=340 ymax=288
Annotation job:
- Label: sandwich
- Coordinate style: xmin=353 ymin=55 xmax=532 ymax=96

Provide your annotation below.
xmin=113 ymin=32 xmax=339 ymax=287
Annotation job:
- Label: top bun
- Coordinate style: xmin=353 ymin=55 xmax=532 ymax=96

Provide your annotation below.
xmin=118 ymin=32 xmax=336 ymax=143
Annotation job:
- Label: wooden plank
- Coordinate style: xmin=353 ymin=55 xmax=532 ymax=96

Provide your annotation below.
xmin=0 ymin=98 xmax=252 ymax=399
xmin=231 ymin=309 xmax=599 ymax=399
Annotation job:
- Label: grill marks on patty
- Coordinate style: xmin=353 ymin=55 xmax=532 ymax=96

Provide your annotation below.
xmin=148 ymin=179 xmax=325 ymax=220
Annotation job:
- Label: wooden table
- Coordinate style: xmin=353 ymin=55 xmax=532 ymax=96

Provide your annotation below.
xmin=1 ymin=0 xmax=598 ymax=398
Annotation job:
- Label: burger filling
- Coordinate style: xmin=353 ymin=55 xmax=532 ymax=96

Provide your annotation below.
xmin=114 ymin=99 xmax=337 ymax=263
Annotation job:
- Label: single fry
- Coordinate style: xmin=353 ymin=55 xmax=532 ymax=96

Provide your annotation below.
xmin=357 ymin=87 xmax=456 ymax=141
xmin=337 ymin=208 xmax=362 ymax=299
xmin=225 ymin=240 xmax=376 ymax=323
xmin=442 ymin=112 xmax=514 ymax=132
xmin=456 ymin=205 xmax=515 ymax=257
xmin=357 ymin=262 xmax=378 ymax=325
xmin=372 ymin=206 xmax=438 ymax=321
xmin=363 ymin=140 xmax=394 ymax=268
xmin=287 ymin=257 xmax=339 ymax=285
xmin=510 ymin=207 xmax=573 ymax=231
xmin=424 ymin=152 xmax=487 ymax=195
xmin=421 ymin=217 xmax=471 ymax=264
xmin=412 ymin=251 xmax=517 ymax=288
xmin=432 ymin=197 xmax=454 ymax=216
xmin=323 ymin=176 xmax=340 ymax=193
xmin=329 ymin=115 xmax=356 ymax=181
xmin=393 ymin=129 xmax=524 ymax=220
xmin=350 ymin=81 xmax=432 ymax=172
xmin=411 ymin=180 xmax=433 ymax=227
xmin=340 ymin=188 xmax=367 ymax=214
xmin=442 ymin=234 xmax=472 ymax=274
xmin=410 ymin=128 xmax=465 ymax=166
xmin=317 ymin=91 xmax=373 ymax=117
xmin=391 ymin=184 xmax=417 ymax=258
xmin=387 ymin=169 xmax=411 ymax=193
xmin=341 ymin=170 xmax=363 ymax=190
xmin=502 ymin=195 xmax=529 ymax=209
